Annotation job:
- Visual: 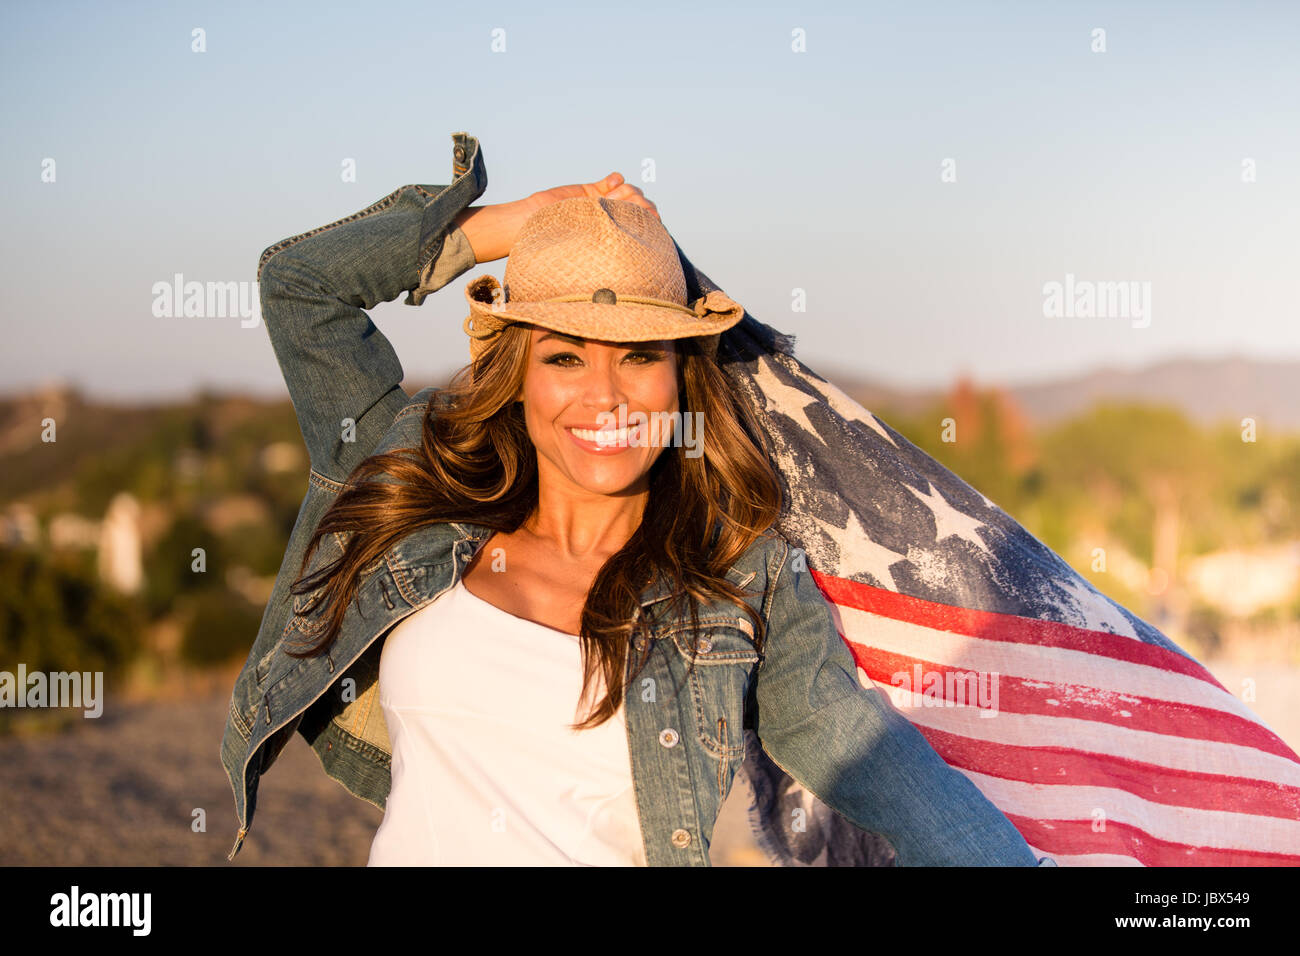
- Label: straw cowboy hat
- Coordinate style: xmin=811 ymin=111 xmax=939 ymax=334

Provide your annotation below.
xmin=461 ymin=196 xmax=745 ymax=362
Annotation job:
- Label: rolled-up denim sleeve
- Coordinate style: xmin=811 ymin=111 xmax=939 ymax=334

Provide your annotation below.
xmin=256 ymin=132 xmax=488 ymax=483
xmin=752 ymin=542 xmax=1041 ymax=866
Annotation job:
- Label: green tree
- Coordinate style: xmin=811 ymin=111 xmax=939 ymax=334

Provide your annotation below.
xmin=0 ymin=546 xmax=144 ymax=732
xmin=178 ymin=587 xmax=264 ymax=667
xmin=143 ymin=514 xmax=225 ymax=619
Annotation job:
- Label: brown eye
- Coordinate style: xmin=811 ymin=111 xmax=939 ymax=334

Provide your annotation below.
xmin=542 ymin=352 xmax=580 ymax=366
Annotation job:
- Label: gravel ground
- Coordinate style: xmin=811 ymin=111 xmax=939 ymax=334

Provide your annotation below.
xmin=0 ymin=683 xmax=765 ymax=866
xmin=2 ymin=656 xmax=1293 ymax=867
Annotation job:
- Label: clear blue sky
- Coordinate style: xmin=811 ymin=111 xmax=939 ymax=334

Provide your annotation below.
xmin=2 ymin=0 xmax=1297 ymax=400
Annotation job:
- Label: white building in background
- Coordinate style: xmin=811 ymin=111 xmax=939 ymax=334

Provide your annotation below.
xmin=1184 ymin=542 xmax=1300 ymax=618
xmin=49 ymin=512 xmax=100 ymax=550
xmin=98 ymin=492 xmax=143 ymax=594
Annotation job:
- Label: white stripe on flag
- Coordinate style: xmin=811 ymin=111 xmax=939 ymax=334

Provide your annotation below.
xmin=835 ymin=603 xmax=1267 ymax=725
xmin=961 ymin=769 xmax=1300 ymax=855
xmin=875 ymin=685 xmax=1300 ymax=788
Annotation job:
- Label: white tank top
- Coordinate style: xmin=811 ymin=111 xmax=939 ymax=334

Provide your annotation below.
xmin=367 ymin=577 xmax=648 ymax=866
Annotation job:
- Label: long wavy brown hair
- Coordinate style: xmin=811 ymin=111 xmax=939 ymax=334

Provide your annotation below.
xmin=285 ymin=323 xmax=785 ymax=730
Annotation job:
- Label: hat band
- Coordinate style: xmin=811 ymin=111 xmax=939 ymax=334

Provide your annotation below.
xmin=536 ymin=292 xmax=697 ymax=316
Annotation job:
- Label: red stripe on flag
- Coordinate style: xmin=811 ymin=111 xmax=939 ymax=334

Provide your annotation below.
xmin=812 ymin=570 xmax=1229 ymax=691
xmin=851 ymin=644 xmax=1300 ymax=762
xmin=911 ymin=724 xmax=1300 ymax=819
xmin=1007 ymin=814 xmax=1300 ymax=866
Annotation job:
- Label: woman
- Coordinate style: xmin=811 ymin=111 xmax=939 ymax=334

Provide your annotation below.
xmin=222 ymin=131 xmax=1053 ymax=866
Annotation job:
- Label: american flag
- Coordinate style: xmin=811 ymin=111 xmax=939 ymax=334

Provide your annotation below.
xmin=688 ymin=259 xmax=1300 ymax=867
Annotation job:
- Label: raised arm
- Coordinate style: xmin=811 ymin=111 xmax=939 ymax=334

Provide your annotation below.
xmin=255 ymin=132 xmax=488 ymax=483
xmin=752 ymin=542 xmax=1043 ymax=866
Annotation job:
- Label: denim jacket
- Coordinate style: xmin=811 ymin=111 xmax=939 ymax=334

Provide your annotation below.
xmin=221 ymin=131 xmax=1049 ymax=867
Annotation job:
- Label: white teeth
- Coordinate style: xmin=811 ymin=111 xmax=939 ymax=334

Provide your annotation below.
xmin=570 ymin=425 xmax=638 ymax=444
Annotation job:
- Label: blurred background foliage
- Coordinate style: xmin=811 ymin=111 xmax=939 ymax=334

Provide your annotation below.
xmin=2 ymin=383 xmax=1299 ymax=729
xmin=1 ymin=391 xmax=306 ymax=721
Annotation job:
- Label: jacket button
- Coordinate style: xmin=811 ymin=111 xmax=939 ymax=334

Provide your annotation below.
xmin=670 ymin=828 xmax=692 ymax=848
xmin=697 ymin=637 xmax=713 ymax=653
xmin=658 ymin=728 xmax=679 ymax=748
xmin=453 ymin=144 xmax=467 ymax=164
xmin=634 ymin=636 xmax=647 ymax=651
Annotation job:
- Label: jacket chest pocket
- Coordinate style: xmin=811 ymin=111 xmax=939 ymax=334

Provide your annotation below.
xmin=667 ymin=620 xmax=759 ymax=763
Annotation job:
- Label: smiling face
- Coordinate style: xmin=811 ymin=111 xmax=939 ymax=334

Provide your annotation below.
xmin=517 ymin=326 xmax=681 ymax=499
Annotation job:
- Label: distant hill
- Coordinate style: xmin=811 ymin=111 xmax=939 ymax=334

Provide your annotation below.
xmin=812 ymin=356 xmax=1300 ymax=431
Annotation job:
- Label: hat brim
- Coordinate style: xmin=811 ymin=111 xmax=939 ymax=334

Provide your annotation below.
xmin=462 ymin=274 xmax=743 ymax=352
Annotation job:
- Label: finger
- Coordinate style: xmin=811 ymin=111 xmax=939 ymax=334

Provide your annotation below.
xmin=593 ymin=171 xmax=623 ymax=194
xmin=580 ymin=172 xmax=623 ymax=199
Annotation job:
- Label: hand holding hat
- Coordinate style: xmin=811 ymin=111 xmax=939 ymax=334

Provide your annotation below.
xmin=452 ymin=171 xmax=659 ymax=266
xmin=455 ymin=174 xmax=744 ymax=362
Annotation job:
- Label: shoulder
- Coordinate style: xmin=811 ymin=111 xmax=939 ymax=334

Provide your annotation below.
xmin=727 ymin=525 xmax=801 ymax=595
xmin=723 ymin=529 xmax=831 ymax=650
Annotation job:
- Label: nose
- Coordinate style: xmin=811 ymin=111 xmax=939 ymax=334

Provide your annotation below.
xmin=579 ymin=352 xmax=629 ymax=417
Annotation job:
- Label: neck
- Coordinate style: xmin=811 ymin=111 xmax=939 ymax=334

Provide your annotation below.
xmin=524 ymin=476 xmax=650 ymax=561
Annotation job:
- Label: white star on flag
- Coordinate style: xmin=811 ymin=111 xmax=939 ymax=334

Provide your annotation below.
xmin=814 ymin=508 xmax=908 ymax=592
xmin=802 ymin=372 xmax=898 ymax=448
xmin=905 ymin=480 xmax=993 ymax=557
xmin=1055 ymin=573 xmax=1139 ymax=639
xmin=750 ymin=355 xmax=826 ymax=438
